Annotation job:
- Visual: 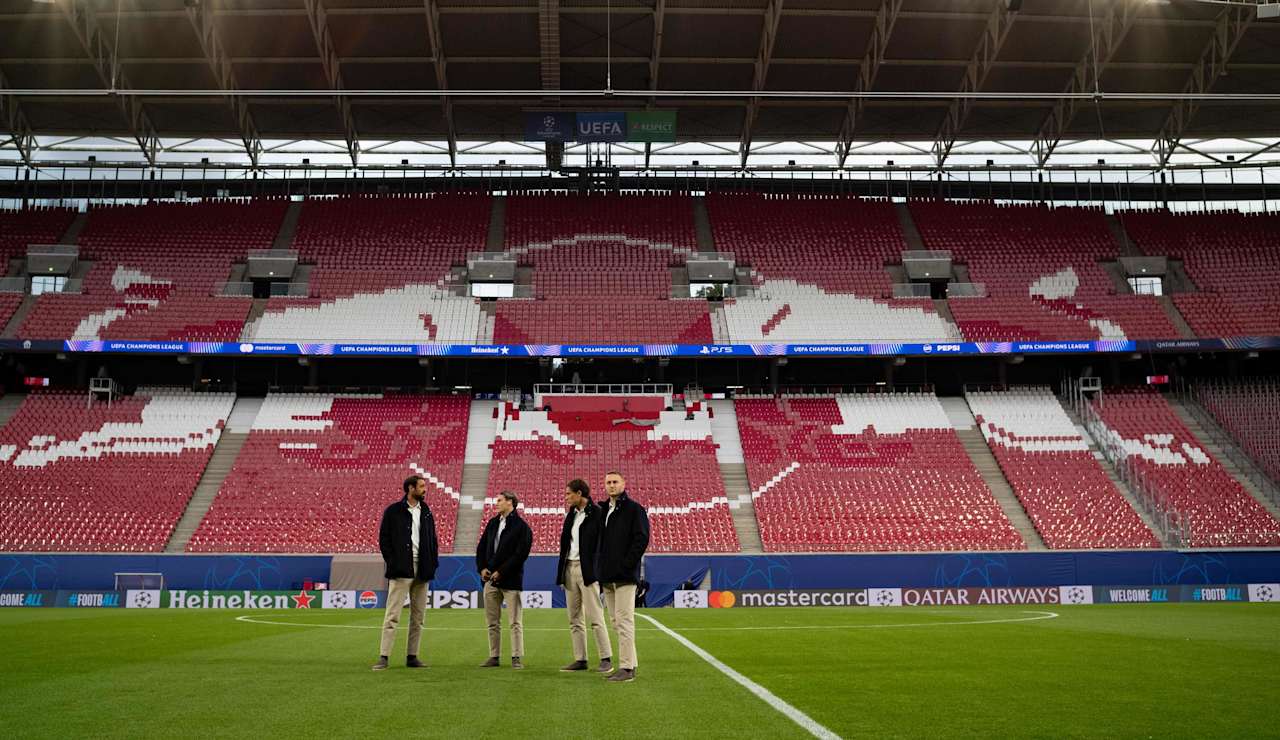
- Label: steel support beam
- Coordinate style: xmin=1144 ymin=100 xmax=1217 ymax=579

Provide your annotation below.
xmin=1154 ymin=4 xmax=1253 ymax=168
xmin=301 ymin=0 xmax=360 ymax=166
xmin=739 ymin=0 xmax=784 ymax=167
xmin=931 ymin=0 xmax=1015 ymax=168
xmin=538 ymin=0 xmax=561 ymax=91
xmin=54 ymin=0 xmax=160 ymax=165
xmin=186 ymin=0 xmax=262 ymax=167
xmin=645 ymin=0 xmax=667 ymax=168
xmin=1031 ymin=0 xmax=1140 ymax=168
xmin=424 ymin=0 xmax=457 ymax=166
xmin=0 ymin=66 xmax=36 ymax=166
xmin=835 ymin=0 xmax=904 ymax=168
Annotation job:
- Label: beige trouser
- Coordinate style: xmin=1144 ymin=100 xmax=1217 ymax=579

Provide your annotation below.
xmin=380 ymin=568 xmax=427 ymax=657
xmin=602 ymin=582 xmax=638 ymax=670
xmin=483 ymin=581 xmax=524 ymax=658
xmin=564 ymin=561 xmax=611 ymax=662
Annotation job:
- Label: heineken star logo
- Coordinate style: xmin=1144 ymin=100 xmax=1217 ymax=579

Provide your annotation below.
xmin=291 ymin=590 xmax=315 ymax=609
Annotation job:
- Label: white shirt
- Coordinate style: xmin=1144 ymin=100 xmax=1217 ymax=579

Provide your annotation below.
xmin=607 ymin=498 xmax=618 ymax=525
xmin=408 ymin=501 xmax=421 ymax=560
xmin=496 ymin=513 xmax=508 ymax=550
xmin=568 ymin=506 xmax=587 ymax=561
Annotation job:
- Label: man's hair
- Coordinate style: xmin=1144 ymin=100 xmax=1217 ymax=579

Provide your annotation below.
xmin=567 ymin=479 xmax=591 ymax=498
xmin=605 ymin=470 xmax=625 ymax=481
xmin=403 ymin=475 xmax=424 ymax=494
xmin=499 ymin=491 xmax=519 ymax=508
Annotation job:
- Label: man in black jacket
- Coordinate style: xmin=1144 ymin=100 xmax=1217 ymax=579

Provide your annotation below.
xmin=597 ymin=470 xmax=650 ymax=683
xmin=373 ymin=474 xmax=439 ymax=671
xmin=475 ymin=491 xmax=533 ymax=669
xmin=555 ymin=479 xmax=613 ymax=673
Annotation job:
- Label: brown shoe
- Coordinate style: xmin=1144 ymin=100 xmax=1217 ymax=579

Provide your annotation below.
xmin=606 ymin=668 xmax=635 ymax=683
xmin=561 ymin=660 xmax=588 ymax=672
xmin=479 ymin=657 xmax=500 ymax=668
xmin=596 ymin=658 xmax=613 ymax=673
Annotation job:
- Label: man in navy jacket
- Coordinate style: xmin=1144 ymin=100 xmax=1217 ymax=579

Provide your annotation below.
xmin=373 ymin=475 xmax=439 ymax=671
xmin=476 ymin=491 xmax=534 ymax=669
xmin=597 ymin=471 xmax=650 ymax=683
xmin=555 ymin=479 xmax=613 ymax=673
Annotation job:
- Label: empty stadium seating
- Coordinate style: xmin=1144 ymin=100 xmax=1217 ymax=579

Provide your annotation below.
xmin=246 ymin=194 xmax=492 ymax=343
xmin=910 ymin=200 xmax=1179 ymax=341
xmin=0 ymin=388 xmax=233 ymax=551
xmin=1090 ymin=388 xmax=1280 ymax=547
xmin=492 ymin=195 xmax=713 ymax=344
xmin=707 ymin=194 xmax=959 ymax=342
xmin=482 ymin=396 xmax=739 ymax=553
xmin=1119 ymin=210 xmax=1280 ymax=337
xmin=967 ymin=387 xmax=1159 ymax=549
xmin=1193 ymin=380 xmax=1280 ymax=488
xmin=19 ymin=200 xmax=286 ymax=341
xmin=0 ymin=206 xmax=76 ymax=260
xmin=736 ymin=392 xmax=1025 ymax=552
xmin=187 ymin=393 xmax=467 ymax=553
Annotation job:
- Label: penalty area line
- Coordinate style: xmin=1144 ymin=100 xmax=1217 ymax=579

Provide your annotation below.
xmin=638 ymin=613 xmax=841 ymax=740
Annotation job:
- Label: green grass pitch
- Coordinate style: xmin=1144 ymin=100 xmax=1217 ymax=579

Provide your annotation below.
xmin=2 ymin=604 xmax=1277 ymax=739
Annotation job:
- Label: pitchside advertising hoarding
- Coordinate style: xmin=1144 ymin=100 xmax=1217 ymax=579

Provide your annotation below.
xmin=673 ymin=584 xmax=1280 ymax=608
xmin=116 ymin=589 xmax=556 ymax=610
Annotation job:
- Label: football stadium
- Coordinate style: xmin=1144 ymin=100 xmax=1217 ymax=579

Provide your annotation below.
xmin=2 ymin=0 xmax=1280 ymax=736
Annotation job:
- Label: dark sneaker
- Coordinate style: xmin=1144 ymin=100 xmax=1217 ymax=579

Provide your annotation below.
xmin=560 ymin=660 xmax=588 ymax=672
xmin=406 ymin=656 xmax=425 ymax=668
xmin=511 ymin=657 xmax=523 ymax=670
xmin=371 ymin=656 xmax=389 ymax=671
xmin=479 ymin=657 xmax=500 ymax=668
xmin=606 ymin=668 xmax=635 ymax=683
xmin=596 ymin=658 xmax=613 ymax=673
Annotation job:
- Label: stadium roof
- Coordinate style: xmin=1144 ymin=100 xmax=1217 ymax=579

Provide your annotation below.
xmin=1 ymin=0 xmax=1279 ymax=169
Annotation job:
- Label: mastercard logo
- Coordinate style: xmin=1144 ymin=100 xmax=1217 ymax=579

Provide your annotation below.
xmin=708 ymin=591 xmax=736 ymax=608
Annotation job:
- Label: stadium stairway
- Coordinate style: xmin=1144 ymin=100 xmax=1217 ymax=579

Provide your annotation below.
xmin=1058 ymin=400 xmax=1175 ymax=547
xmin=1104 ymin=213 xmax=1141 ymax=256
xmin=486 ymin=195 xmax=505 ymax=252
xmin=895 ymin=203 xmax=927 ymax=251
xmin=0 ymin=392 xmax=26 ymax=428
xmin=453 ymin=399 xmax=497 ymax=553
xmin=711 ymin=399 xmax=763 ymax=553
xmin=693 ymin=197 xmax=716 ymax=253
xmin=2 ymin=296 xmax=38 ymax=338
xmin=60 ymin=211 xmax=89 ymax=245
xmin=1169 ymin=398 xmax=1280 ymax=519
xmin=272 ymin=201 xmax=303 ymax=250
xmin=165 ymin=431 xmax=248 ymax=552
xmin=1156 ymin=296 xmax=1197 ymax=339
xmin=943 ymin=398 xmax=1046 ymax=550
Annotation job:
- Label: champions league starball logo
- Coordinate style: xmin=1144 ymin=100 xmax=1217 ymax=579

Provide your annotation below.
xmin=524 ymin=592 xmax=546 ymax=609
xmin=1062 ymin=586 xmax=1091 ymax=605
xmin=678 ymin=591 xmax=703 ymax=608
xmin=329 ymin=592 xmax=350 ymax=609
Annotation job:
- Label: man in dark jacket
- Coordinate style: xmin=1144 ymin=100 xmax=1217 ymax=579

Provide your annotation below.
xmin=373 ymin=474 xmax=440 ymax=671
xmin=476 ymin=491 xmax=533 ymax=669
xmin=555 ymin=479 xmax=613 ymax=673
xmin=597 ymin=470 xmax=650 ymax=683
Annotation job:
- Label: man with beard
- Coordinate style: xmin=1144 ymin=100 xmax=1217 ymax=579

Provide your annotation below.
xmin=373 ymin=475 xmax=439 ymax=671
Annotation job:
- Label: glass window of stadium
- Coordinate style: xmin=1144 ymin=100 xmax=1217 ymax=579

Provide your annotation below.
xmin=31 ymin=276 xmax=67 ymax=295
xmin=1128 ymin=276 xmax=1163 ymax=296
xmin=471 ymin=282 xmax=514 ymax=298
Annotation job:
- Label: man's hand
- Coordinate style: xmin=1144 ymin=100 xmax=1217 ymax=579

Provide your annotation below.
xmin=490 ymin=571 xmax=500 ymax=583
xmin=481 ymin=569 xmax=491 ymax=581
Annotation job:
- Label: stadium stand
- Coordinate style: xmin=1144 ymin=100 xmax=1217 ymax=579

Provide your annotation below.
xmin=706 ymin=194 xmax=959 ymax=342
xmin=0 ymin=207 xmax=78 ymax=329
xmin=735 ymin=392 xmax=1025 ymax=552
xmin=1090 ymin=388 xmax=1280 ymax=547
xmin=483 ymin=394 xmax=738 ymax=553
xmin=909 ymin=200 xmax=1179 ymax=341
xmin=0 ymin=388 xmax=233 ymax=551
xmin=1193 ymin=380 xmax=1280 ymax=487
xmin=967 ymin=387 xmax=1159 ymax=549
xmin=492 ymin=194 xmax=713 ymax=344
xmin=1118 ymin=210 xmax=1280 ymax=337
xmin=19 ymin=200 xmax=286 ymax=341
xmin=244 ymin=194 xmax=491 ymax=343
xmin=187 ymin=393 xmax=467 ymax=553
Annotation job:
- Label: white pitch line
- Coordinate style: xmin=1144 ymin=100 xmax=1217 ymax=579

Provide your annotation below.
xmin=639 ymin=613 xmax=842 ymax=740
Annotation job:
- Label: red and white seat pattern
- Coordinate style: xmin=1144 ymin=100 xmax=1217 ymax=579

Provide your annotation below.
xmin=707 ymin=194 xmax=958 ymax=342
xmin=1090 ymin=388 xmax=1280 ymax=547
xmin=967 ymin=387 xmax=1159 ymax=549
xmin=492 ymin=195 xmax=712 ymax=344
xmin=910 ymin=200 xmax=1179 ymax=341
xmin=188 ymin=393 xmax=467 ymax=553
xmin=247 ymin=194 xmax=491 ymax=343
xmin=1193 ymin=380 xmax=1280 ymax=492
xmin=482 ymin=396 xmax=738 ymax=553
xmin=1119 ymin=210 xmax=1280 ymax=337
xmin=19 ymin=200 xmax=286 ymax=341
xmin=736 ymin=393 xmax=1025 ymax=552
xmin=0 ymin=388 xmax=233 ymax=551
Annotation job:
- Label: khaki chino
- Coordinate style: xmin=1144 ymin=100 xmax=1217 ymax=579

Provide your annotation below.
xmin=564 ymin=560 xmax=611 ymax=662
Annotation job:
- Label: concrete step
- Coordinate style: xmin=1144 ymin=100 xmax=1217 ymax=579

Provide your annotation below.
xmin=166 ymin=431 xmax=249 ymax=552
xmin=1058 ymin=401 xmax=1176 ymax=548
xmin=1104 ymin=213 xmax=1140 ymax=256
xmin=1156 ymin=295 xmax=1196 ymax=339
xmin=241 ymin=298 xmax=270 ymax=339
xmin=955 ymin=424 xmax=1048 ymax=550
xmin=1169 ymin=399 xmax=1280 ymax=521
xmin=487 ymin=195 xmax=506 ymax=252
xmin=0 ymin=392 xmax=27 ymax=430
xmin=272 ymin=200 xmax=303 ymax=251
xmin=1 ymin=294 xmax=38 ymax=338
xmin=895 ymin=202 xmax=926 ymax=251
xmin=693 ymin=196 xmax=717 ymax=252
xmin=226 ymin=396 xmax=264 ymax=433
xmin=466 ymin=400 xmax=498 ymax=464
xmin=721 ymin=462 xmax=763 ymax=554
xmin=708 ymin=399 xmax=743 ymax=463
xmin=60 ymin=212 xmax=89 ymax=245
xmin=453 ymin=463 xmax=491 ymax=553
